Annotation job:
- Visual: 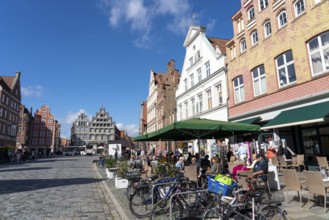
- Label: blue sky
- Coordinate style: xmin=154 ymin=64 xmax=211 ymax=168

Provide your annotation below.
xmin=0 ymin=0 xmax=241 ymax=138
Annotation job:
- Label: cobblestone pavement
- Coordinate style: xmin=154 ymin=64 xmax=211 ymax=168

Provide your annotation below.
xmin=0 ymin=156 xmax=120 ymax=220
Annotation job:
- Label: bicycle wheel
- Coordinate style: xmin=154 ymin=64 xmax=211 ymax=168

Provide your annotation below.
xmin=149 ymin=198 xmax=183 ymax=220
xmin=261 ymin=205 xmax=289 ymax=220
xmin=126 ymin=180 xmax=140 ymax=201
xmin=203 ymin=207 xmax=227 ymax=220
xmin=129 ymin=186 xmax=154 ymax=218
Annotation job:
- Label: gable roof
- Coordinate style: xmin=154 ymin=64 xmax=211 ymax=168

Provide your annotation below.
xmin=207 ymin=37 xmax=228 ymax=55
xmin=1 ymin=76 xmax=15 ymax=88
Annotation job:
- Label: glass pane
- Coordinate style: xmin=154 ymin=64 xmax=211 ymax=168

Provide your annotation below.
xmin=311 ymin=52 xmax=323 ymax=74
xmin=239 ymin=76 xmax=244 ymax=84
xmin=324 ymin=48 xmax=329 ymax=70
xmin=285 ymin=51 xmax=293 ymax=63
xmin=279 ymin=68 xmax=287 ymax=86
xmin=287 ymin=64 xmax=296 ymax=83
xmin=259 ymin=65 xmax=265 ymax=75
xmin=309 ymin=38 xmax=319 ymax=52
xmin=241 ymin=87 xmax=245 ymax=101
xmin=252 ymin=69 xmax=258 ymax=78
xmin=321 ymin=32 xmax=329 ymax=47
xmin=234 ymin=89 xmax=239 ymax=102
xmin=234 ymin=79 xmax=238 ymax=87
xmin=254 ymin=80 xmax=260 ymax=96
xmin=261 ymin=77 xmax=267 ymax=93
xmin=277 ymin=55 xmax=284 ymax=67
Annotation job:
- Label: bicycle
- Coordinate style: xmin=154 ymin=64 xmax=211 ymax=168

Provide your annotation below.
xmin=149 ymin=178 xmax=216 ymax=219
xmin=129 ymin=174 xmax=184 ymax=218
xmin=202 ymin=189 xmax=289 ymax=220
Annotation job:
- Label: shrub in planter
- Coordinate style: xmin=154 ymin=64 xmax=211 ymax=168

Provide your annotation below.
xmin=116 ymin=159 xmax=129 ymax=178
xmin=105 ymin=156 xmax=117 ymax=169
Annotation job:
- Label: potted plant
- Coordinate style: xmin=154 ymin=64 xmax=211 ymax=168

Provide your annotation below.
xmin=115 ymin=159 xmax=129 ymax=189
xmin=105 ymin=156 xmax=117 ymax=179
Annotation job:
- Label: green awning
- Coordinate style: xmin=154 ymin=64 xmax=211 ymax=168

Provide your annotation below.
xmin=236 ymin=117 xmax=261 ymax=124
xmin=262 ymin=101 xmax=329 ymax=130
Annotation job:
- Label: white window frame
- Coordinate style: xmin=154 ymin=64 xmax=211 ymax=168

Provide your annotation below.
xmin=237 ymin=17 xmax=244 ymax=33
xmin=252 ymin=65 xmax=267 ymax=96
xmin=179 ymin=104 xmax=182 ymax=120
xmin=205 ymin=61 xmax=210 ymax=76
xmin=189 ymin=57 xmax=193 ymax=67
xmin=230 ymin=45 xmax=236 ymax=59
xmin=259 ymin=0 xmax=268 ymax=11
xmin=197 ymin=68 xmax=202 ymax=82
xmin=197 ymin=93 xmax=203 ymax=113
xmin=39 ymin=139 xmax=44 ymax=145
xmin=190 ymin=73 xmax=194 ymax=87
xmin=264 ymin=21 xmax=272 ymax=38
xmin=276 ymin=50 xmax=297 ymax=87
xmin=206 ymin=89 xmax=212 ymax=110
xmin=278 ymin=11 xmax=287 ymax=29
xmin=240 ymin=39 xmax=247 ymax=53
xmin=251 ymin=31 xmax=259 ymax=46
xmin=215 ymin=83 xmax=223 ymax=106
xmin=294 ymin=0 xmax=306 ymax=17
xmin=308 ymin=31 xmax=329 ymax=75
xmin=248 ymin=7 xmax=255 ymax=20
xmin=184 ymin=78 xmax=188 ymax=91
xmin=190 ymin=98 xmax=195 ymax=116
xmin=184 ymin=101 xmax=188 ymax=118
xmin=233 ymin=76 xmax=245 ymax=104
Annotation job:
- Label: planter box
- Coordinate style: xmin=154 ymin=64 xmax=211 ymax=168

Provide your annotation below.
xmin=115 ymin=177 xmax=128 ymax=189
xmin=106 ymin=170 xmax=114 ymax=179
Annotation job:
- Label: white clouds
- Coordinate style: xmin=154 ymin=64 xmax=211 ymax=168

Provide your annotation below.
xmin=116 ymin=123 xmax=139 ymax=137
xmin=21 ymin=85 xmax=44 ymax=98
xmin=99 ymin=0 xmax=193 ymax=48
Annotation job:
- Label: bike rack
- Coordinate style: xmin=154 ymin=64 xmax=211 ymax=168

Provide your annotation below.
xmin=169 ymin=189 xmax=208 ymax=220
xmin=151 ymin=181 xmax=178 ymax=208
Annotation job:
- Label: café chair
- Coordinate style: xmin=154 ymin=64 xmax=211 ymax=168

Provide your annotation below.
xmin=278 ymin=156 xmax=293 ymax=170
xmin=237 ymin=170 xmax=253 ymax=190
xmin=317 ymin=156 xmax=329 ymax=170
xmin=293 ymin=154 xmax=305 ymax=172
xmin=282 ymin=169 xmax=307 ymax=206
xmin=184 ymin=166 xmax=199 ymax=187
xmin=304 ymin=171 xmax=329 ymax=213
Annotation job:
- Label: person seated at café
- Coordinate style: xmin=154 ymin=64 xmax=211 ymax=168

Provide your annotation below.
xmin=252 ymin=154 xmax=268 ymax=183
xmin=175 ymin=157 xmax=185 ymax=176
xmin=232 ymin=160 xmax=248 ymax=180
xmin=201 ymin=155 xmax=211 ymax=171
xmin=208 ymin=157 xmax=221 ymax=176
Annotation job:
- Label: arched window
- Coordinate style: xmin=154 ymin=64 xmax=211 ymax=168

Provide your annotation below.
xmin=278 ymin=11 xmax=287 ymax=29
xmin=233 ymin=76 xmax=245 ymax=103
xmin=240 ymin=39 xmax=247 ymax=53
xmin=252 ymin=65 xmax=267 ymax=96
xmin=248 ymin=7 xmax=255 ymax=20
xmin=264 ymin=21 xmax=272 ymax=37
xmin=308 ymin=31 xmax=329 ymax=75
xmin=251 ymin=31 xmax=259 ymax=46
xmin=294 ymin=0 xmax=306 ymax=17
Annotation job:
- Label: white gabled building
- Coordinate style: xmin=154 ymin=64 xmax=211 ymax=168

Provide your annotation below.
xmin=176 ymin=26 xmax=228 ymax=155
xmin=146 ymin=70 xmax=158 ymax=150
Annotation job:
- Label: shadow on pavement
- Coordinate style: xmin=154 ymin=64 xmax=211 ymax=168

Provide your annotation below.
xmin=0 ymin=167 xmax=52 ymax=173
xmin=0 ymin=178 xmax=104 ymax=195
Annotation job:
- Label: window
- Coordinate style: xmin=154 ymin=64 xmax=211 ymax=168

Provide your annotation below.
xmin=237 ymin=17 xmax=244 ymax=33
xmin=230 ymin=45 xmax=236 ymax=59
xmin=197 ymin=94 xmax=203 ymax=113
xmin=259 ymin=0 xmax=268 ymax=10
xmin=190 ymin=74 xmax=194 ymax=87
xmin=32 ymin=139 xmax=37 ymax=145
xmin=240 ymin=39 xmax=247 ymax=53
xmin=39 ymin=139 xmax=44 ymax=145
xmin=308 ymin=31 xmax=329 ymax=75
xmin=46 ymin=139 xmax=52 ymax=145
xmin=206 ymin=90 xmax=212 ymax=110
xmin=276 ymin=50 xmax=297 ymax=87
xmin=0 ymin=108 xmax=2 ymax=117
xmin=184 ymin=79 xmax=188 ymax=91
xmin=252 ymin=65 xmax=267 ymax=96
xmin=195 ymin=50 xmax=201 ymax=62
xmin=184 ymin=101 xmax=188 ymax=118
xmin=295 ymin=0 xmax=305 ymax=17
xmin=315 ymin=0 xmax=321 ymax=4
xmin=251 ymin=31 xmax=259 ymax=46
xmin=47 ymin=126 xmax=52 ymax=131
xmin=189 ymin=57 xmax=193 ymax=67
xmin=47 ymin=131 xmax=52 ymax=137
xmin=264 ymin=21 xmax=272 ymax=37
xmin=216 ymin=83 xmax=223 ymax=106
xmin=33 ymin=131 xmax=38 ymax=137
xmin=205 ymin=61 xmax=210 ymax=76
xmin=1 ymin=94 xmax=4 ymax=103
xmin=278 ymin=11 xmax=287 ymax=28
xmin=40 ymin=131 xmax=45 ymax=137
xmin=48 ymin=119 xmax=53 ymax=123
xmin=197 ymin=68 xmax=202 ymax=82
xmin=248 ymin=7 xmax=255 ymax=20
xmin=191 ymin=98 xmax=195 ymax=115
xmin=179 ymin=104 xmax=182 ymax=120
xmin=42 ymin=113 xmax=46 ymax=118
xmin=233 ymin=76 xmax=245 ymax=103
